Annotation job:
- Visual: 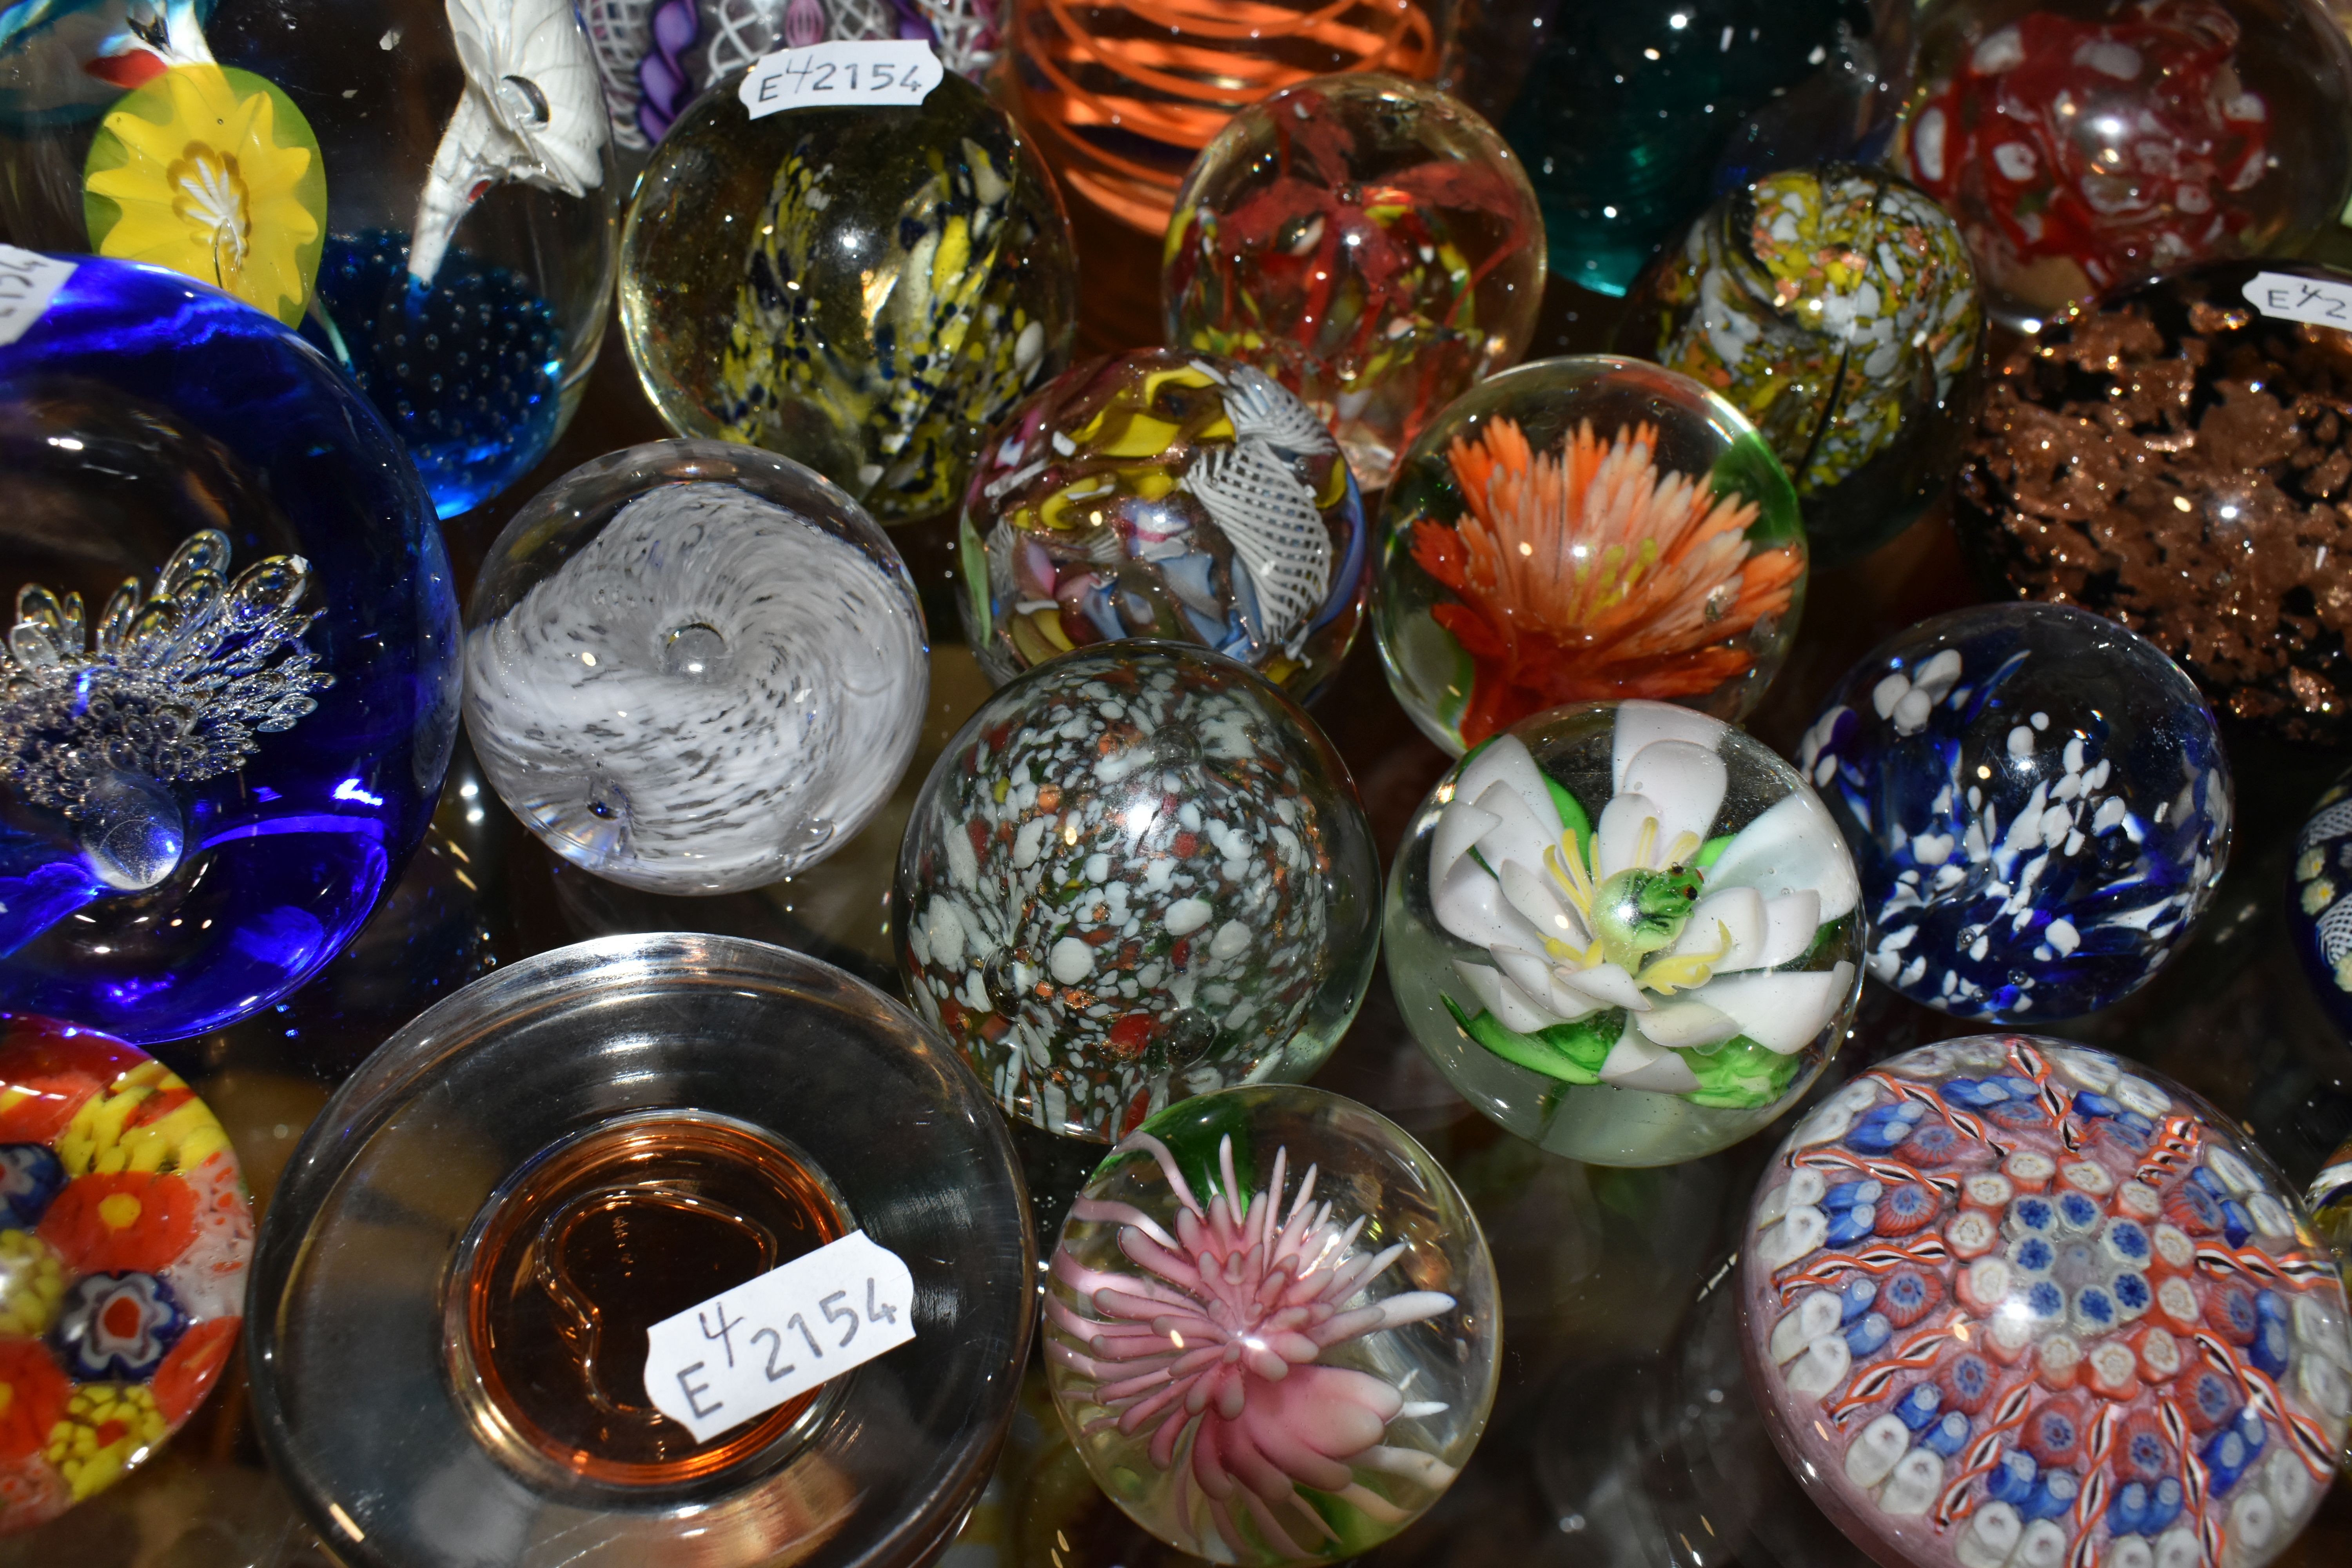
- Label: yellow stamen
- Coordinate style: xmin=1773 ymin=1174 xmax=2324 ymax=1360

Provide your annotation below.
xmin=1662 ymin=829 xmax=1702 ymax=868
xmin=1631 ymin=816 xmax=1659 ymax=871
xmin=1636 ymin=919 xmax=1732 ymax=995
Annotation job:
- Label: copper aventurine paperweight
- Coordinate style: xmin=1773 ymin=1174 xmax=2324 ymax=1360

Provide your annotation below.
xmin=246 ymin=934 xmax=1035 ymax=1567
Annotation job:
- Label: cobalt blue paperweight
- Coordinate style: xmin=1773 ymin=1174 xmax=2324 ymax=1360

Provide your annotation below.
xmin=1797 ymin=603 xmax=2230 ymax=1022
xmin=0 ymin=250 xmax=460 ymax=1043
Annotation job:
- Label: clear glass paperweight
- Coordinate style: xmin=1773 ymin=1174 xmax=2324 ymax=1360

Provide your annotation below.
xmin=465 ymin=439 xmax=927 ymax=895
xmin=1045 ymin=1084 xmax=1501 ymax=1563
xmin=246 ymin=933 xmax=1034 ymax=1567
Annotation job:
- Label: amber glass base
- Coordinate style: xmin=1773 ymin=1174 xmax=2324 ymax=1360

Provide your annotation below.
xmin=447 ymin=1110 xmax=849 ymax=1488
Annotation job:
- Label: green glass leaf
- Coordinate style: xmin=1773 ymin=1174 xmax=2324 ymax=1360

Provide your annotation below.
xmin=1443 ymin=993 xmax=1619 ymax=1084
xmin=1682 ymin=1034 xmax=1805 ymax=1109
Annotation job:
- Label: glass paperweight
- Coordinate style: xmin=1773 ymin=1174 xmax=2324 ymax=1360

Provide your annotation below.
xmin=957 ymin=349 xmax=1368 ymax=699
xmin=893 ymin=642 xmax=1381 ymax=1144
xmin=1490 ymin=1 xmax=1913 ymax=297
xmin=1006 ymin=0 xmax=1439 ymax=234
xmin=0 ymin=252 xmax=459 ymax=1043
xmin=583 ymin=0 xmax=1004 ymax=162
xmin=247 ymin=933 xmax=1034 ymax=1567
xmin=1372 ymin=355 xmax=1806 ymax=755
xmin=1742 ymin=1035 xmax=2352 ymax=1568
xmin=1955 ymin=259 xmax=2352 ymax=748
xmin=1798 ymin=602 xmax=2232 ymax=1022
xmin=0 ymin=1014 xmax=252 ymax=1534
xmin=466 ymin=439 xmax=927 ymax=895
xmin=1384 ymin=699 xmax=1862 ymax=1167
xmin=1625 ymin=162 xmax=1985 ymax=566
xmin=1892 ymin=0 xmax=2352 ymax=331
xmin=1044 ymin=1084 xmax=1500 ymax=1564
xmin=621 ymin=67 xmax=1077 ymax=524
xmin=1161 ymin=72 xmax=1545 ymax=490
xmin=0 ymin=0 xmax=621 ymax=518
xmin=2290 ymin=769 xmax=2352 ymax=1040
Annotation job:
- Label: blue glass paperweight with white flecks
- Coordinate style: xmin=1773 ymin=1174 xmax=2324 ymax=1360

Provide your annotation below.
xmin=1796 ymin=603 xmax=2231 ymax=1021
xmin=2288 ymin=768 xmax=2352 ymax=1041
xmin=0 ymin=252 xmax=461 ymax=1043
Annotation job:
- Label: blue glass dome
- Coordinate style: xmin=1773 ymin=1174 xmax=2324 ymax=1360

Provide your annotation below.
xmin=0 ymin=252 xmax=460 ymax=1042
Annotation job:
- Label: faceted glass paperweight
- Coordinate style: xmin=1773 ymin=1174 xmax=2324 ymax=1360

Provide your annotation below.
xmin=582 ymin=0 xmax=1004 ymax=163
xmin=1006 ymin=0 xmax=1439 ymax=234
xmin=957 ymin=349 xmax=1368 ymax=700
xmin=1045 ymin=1084 xmax=1501 ymax=1564
xmin=1491 ymin=1 xmax=1913 ymax=296
xmin=1956 ymin=258 xmax=2352 ymax=747
xmin=2290 ymin=769 xmax=2352 ymax=1039
xmin=1162 ymin=72 xmax=1545 ymax=489
xmin=894 ymin=643 xmax=1381 ymax=1143
xmin=1892 ymin=0 xmax=2352 ymax=330
xmin=1626 ymin=162 xmax=1985 ymax=565
xmin=621 ymin=69 xmax=1076 ymax=523
xmin=0 ymin=1014 xmax=252 ymax=1534
xmin=0 ymin=253 xmax=459 ymax=1044
xmin=1373 ymin=355 xmax=1806 ymax=755
xmin=0 ymin=0 xmax=620 ymax=517
xmin=247 ymin=934 xmax=1034 ymax=1567
xmin=466 ymin=439 xmax=927 ymax=895
xmin=1385 ymin=699 xmax=1862 ymax=1167
xmin=1742 ymin=1035 xmax=2352 ymax=1568
xmin=1800 ymin=602 xmax=2232 ymax=1022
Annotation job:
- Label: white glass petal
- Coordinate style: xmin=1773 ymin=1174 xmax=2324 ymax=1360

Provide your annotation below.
xmin=1432 ymin=855 xmax=1552 ymax=954
xmin=1454 ymin=736 xmax=1561 ymax=837
xmin=1620 ymin=738 xmax=1728 ymax=852
xmin=1558 ymin=960 xmax=1651 ymax=1013
xmin=1429 ymin=800 xmax=1498 ymax=891
xmin=1598 ymin=1028 xmax=1702 ymax=1092
xmin=1693 ymin=961 xmax=1856 ymax=1053
xmin=1500 ymin=860 xmax=1590 ymax=948
xmin=1472 ymin=781 xmax=1564 ymax=886
xmin=1611 ymin=699 xmax=1729 ymax=794
xmin=1595 ymin=791 xmax=1666 ymax=876
xmin=1701 ymin=791 xmax=1860 ymax=921
xmin=1450 ymin=960 xmax=1567 ymax=1034
xmin=1634 ymin=995 xmax=1743 ymax=1049
xmin=1670 ymin=886 xmax=1765 ymax=965
xmin=1740 ymin=890 xmax=1823 ymax=972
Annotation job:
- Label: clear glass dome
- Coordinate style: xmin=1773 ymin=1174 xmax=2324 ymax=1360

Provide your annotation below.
xmin=1374 ymin=354 xmax=1806 ymax=756
xmin=1045 ymin=1084 xmax=1500 ymax=1564
xmin=465 ymin=439 xmax=927 ymax=895
xmin=1743 ymin=1034 xmax=2352 ymax=1568
xmin=1385 ymin=698 xmax=1862 ymax=1167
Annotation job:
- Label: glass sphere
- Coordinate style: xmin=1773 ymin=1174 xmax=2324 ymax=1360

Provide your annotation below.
xmin=893 ymin=643 xmax=1381 ymax=1144
xmin=1373 ymin=354 xmax=1806 ymax=756
xmin=249 ymin=934 xmax=1034 ymax=1567
xmin=957 ymin=348 xmax=1369 ymax=699
xmin=621 ymin=69 xmax=1077 ymax=524
xmin=1007 ymin=0 xmax=1439 ymax=234
xmin=465 ymin=439 xmax=926 ymax=895
xmin=2288 ymin=768 xmax=2352 ymax=1039
xmin=1489 ymin=1 xmax=1914 ymax=296
xmin=0 ymin=0 xmax=619 ymax=519
xmin=0 ymin=254 xmax=459 ymax=1043
xmin=1955 ymin=259 xmax=2352 ymax=748
xmin=581 ymin=1 xmax=1005 ymax=164
xmin=2310 ymin=1138 xmax=2352 ymax=1382
xmin=1798 ymin=602 xmax=2232 ymax=1022
xmin=1741 ymin=1035 xmax=2352 ymax=1568
xmin=1625 ymin=162 xmax=1985 ymax=566
xmin=1891 ymin=0 xmax=2352 ymax=331
xmin=1385 ymin=699 xmax=1862 ymax=1167
xmin=1044 ymin=1084 xmax=1500 ymax=1564
xmin=0 ymin=1014 xmax=252 ymax=1534
xmin=1161 ymin=72 xmax=1546 ymax=490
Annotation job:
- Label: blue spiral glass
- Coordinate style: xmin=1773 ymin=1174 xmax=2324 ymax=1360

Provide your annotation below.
xmin=1798 ymin=603 xmax=2230 ymax=1020
xmin=0 ymin=253 xmax=460 ymax=1042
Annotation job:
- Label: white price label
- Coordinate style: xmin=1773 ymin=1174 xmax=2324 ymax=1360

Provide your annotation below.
xmin=644 ymin=1229 xmax=916 ymax=1444
xmin=739 ymin=39 xmax=943 ymax=119
xmin=2241 ymin=270 xmax=2352 ymax=331
xmin=0 ymin=246 xmax=73 ymax=347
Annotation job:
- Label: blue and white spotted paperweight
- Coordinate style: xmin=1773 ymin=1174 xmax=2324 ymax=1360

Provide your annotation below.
xmin=1797 ymin=603 xmax=2229 ymax=1021
xmin=2289 ymin=769 xmax=2352 ymax=1041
